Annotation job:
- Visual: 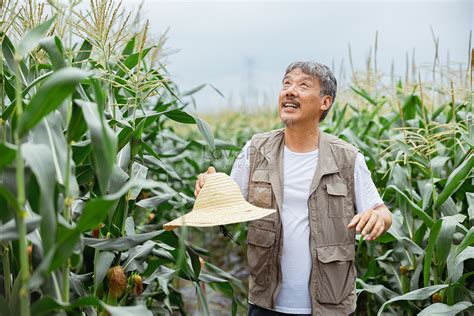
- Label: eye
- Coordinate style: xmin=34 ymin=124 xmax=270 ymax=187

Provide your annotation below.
xmin=300 ymin=82 xmax=309 ymax=87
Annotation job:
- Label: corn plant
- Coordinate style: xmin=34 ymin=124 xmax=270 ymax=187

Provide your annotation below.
xmin=0 ymin=1 xmax=242 ymax=315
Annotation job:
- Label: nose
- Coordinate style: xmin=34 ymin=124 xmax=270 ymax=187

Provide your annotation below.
xmin=285 ymin=83 xmax=298 ymax=97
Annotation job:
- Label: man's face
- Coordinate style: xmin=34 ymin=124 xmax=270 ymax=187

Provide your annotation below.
xmin=278 ymin=68 xmax=330 ymax=127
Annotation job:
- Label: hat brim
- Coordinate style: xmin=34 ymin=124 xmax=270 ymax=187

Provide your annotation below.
xmin=163 ymin=201 xmax=276 ymax=231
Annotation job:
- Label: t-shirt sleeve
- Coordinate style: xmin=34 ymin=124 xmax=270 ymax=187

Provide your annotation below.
xmin=354 ymin=152 xmax=384 ymax=214
xmin=230 ymin=140 xmax=251 ymax=200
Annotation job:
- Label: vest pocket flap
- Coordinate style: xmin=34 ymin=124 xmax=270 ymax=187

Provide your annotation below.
xmin=247 ymin=225 xmax=276 ymax=248
xmin=249 ymin=217 xmax=275 ymax=230
xmin=316 ymin=243 xmax=355 ymax=263
xmin=252 ymin=169 xmax=271 ymax=183
xmin=326 ymin=183 xmax=348 ymax=196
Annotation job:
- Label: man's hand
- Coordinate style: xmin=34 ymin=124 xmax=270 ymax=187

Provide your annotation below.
xmin=194 ymin=166 xmax=216 ymax=197
xmin=347 ymin=204 xmax=392 ymax=241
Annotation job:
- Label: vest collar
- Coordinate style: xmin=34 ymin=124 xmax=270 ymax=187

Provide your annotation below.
xmin=309 ymin=131 xmax=340 ymax=195
xmin=260 ymin=128 xmax=340 ymax=210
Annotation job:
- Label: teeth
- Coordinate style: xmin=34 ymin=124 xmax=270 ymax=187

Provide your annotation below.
xmin=284 ymin=103 xmax=298 ymax=108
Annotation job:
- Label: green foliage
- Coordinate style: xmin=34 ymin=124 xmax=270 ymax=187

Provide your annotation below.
xmin=0 ymin=0 xmax=472 ymax=315
xmin=0 ymin=1 xmax=242 ymax=315
xmin=323 ymin=74 xmax=473 ymax=314
xmin=174 ymin=76 xmax=473 ymax=314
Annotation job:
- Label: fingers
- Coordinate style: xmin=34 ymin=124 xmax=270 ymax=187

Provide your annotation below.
xmin=198 ymin=173 xmax=205 ymax=187
xmin=194 ymin=179 xmax=201 ymax=197
xmin=347 ymin=213 xmax=361 ymax=228
xmin=355 ymin=210 xmax=372 ymax=233
xmin=194 ymin=173 xmax=205 ymax=197
xmin=349 ymin=209 xmax=386 ymax=241
xmin=194 ymin=167 xmax=217 ymax=197
xmin=361 ymin=212 xmax=379 ymax=237
xmin=376 ymin=223 xmax=386 ymax=238
xmin=367 ymin=221 xmax=385 ymax=241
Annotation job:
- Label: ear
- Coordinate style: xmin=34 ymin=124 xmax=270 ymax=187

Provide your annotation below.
xmin=320 ymin=95 xmax=332 ymax=111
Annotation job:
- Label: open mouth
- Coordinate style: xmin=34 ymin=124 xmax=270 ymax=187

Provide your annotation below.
xmin=282 ymin=102 xmax=300 ymax=109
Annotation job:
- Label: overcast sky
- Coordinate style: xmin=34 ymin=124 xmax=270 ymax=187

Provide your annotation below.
xmin=120 ymin=0 xmax=472 ymax=113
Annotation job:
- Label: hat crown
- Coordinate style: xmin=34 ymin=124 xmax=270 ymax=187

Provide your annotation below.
xmin=193 ymin=173 xmax=244 ymax=210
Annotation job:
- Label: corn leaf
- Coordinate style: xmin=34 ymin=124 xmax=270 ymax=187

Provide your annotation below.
xmin=77 ymin=99 xmax=117 ymax=194
xmin=434 ymin=154 xmax=474 ymax=209
xmin=31 ymin=295 xmax=152 ymax=316
xmin=16 ymin=16 xmax=56 ymax=59
xmin=18 ymin=67 xmax=88 ymax=137
xmin=423 ymin=219 xmax=442 ymax=287
xmin=1 ymin=34 xmax=19 ymax=75
xmin=49 ymin=198 xmax=115 ymax=271
xmin=0 ymin=143 xmax=16 ymax=170
xmin=115 ymin=46 xmax=154 ymax=78
xmin=23 ymin=143 xmax=56 ymax=253
xmin=435 ymin=215 xmax=465 ymax=268
xmin=384 ymin=185 xmax=434 ymax=227
xmin=377 ymin=284 xmax=449 ymax=316
xmin=418 ymin=302 xmax=473 ymax=316
xmin=73 ymin=39 xmax=92 ymax=66
xmin=39 ymin=36 xmax=66 ymax=70
xmin=94 ymin=251 xmax=115 ymax=292
xmin=0 ymin=215 xmax=41 ymax=242
xmin=163 ymin=109 xmax=215 ymax=150
xmin=83 ymin=231 xmax=163 ymax=251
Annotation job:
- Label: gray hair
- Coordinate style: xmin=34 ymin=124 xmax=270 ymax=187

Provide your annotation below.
xmin=284 ymin=61 xmax=337 ymax=122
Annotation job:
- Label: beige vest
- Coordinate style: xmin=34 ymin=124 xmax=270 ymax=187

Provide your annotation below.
xmin=246 ymin=128 xmax=358 ymax=316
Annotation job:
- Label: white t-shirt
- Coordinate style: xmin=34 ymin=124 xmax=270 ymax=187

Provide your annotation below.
xmin=230 ymin=140 xmax=384 ymax=314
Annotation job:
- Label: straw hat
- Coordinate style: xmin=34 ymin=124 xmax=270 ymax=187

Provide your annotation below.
xmin=163 ymin=172 xmax=276 ymax=231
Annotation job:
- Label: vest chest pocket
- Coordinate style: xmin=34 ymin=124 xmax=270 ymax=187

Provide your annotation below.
xmin=248 ymin=169 xmax=273 ymax=208
xmin=326 ymin=183 xmax=351 ymax=218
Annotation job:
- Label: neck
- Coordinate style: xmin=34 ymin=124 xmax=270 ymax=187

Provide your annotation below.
xmin=284 ymin=122 xmax=320 ymax=153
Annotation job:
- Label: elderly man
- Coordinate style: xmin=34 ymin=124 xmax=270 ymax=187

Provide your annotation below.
xmin=194 ymin=61 xmax=392 ymax=316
